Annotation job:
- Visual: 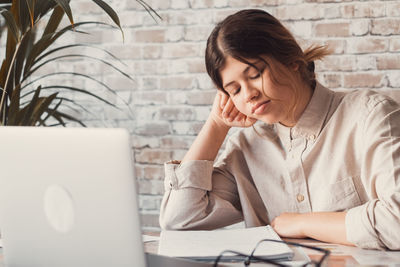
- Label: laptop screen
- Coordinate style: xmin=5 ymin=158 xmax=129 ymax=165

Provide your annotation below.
xmin=0 ymin=127 xmax=146 ymax=267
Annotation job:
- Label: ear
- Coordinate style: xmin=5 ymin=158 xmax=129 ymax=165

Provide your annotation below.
xmin=291 ymin=62 xmax=299 ymax=71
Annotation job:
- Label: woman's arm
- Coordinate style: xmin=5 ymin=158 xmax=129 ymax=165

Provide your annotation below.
xmin=160 ymin=92 xmax=257 ymax=230
xmin=182 ymin=91 xmax=256 ymax=162
xmin=274 ymin=96 xmax=400 ymax=249
xmin=271 ymin=212 xmax=354 ymax=246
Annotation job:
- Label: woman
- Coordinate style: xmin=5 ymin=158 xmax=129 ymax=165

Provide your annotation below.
xmin=159 ymin=9 xmax=400 ymax=250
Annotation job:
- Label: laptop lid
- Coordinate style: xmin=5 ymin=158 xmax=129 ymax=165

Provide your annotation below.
xmin=0 ymin=127 xmax=146 ymax=267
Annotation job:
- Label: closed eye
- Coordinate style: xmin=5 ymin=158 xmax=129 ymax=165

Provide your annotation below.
xmin=232 ymin=87 xmax=241 ymax=95
xmin=249 ymin=67 xmax=265 ymax=80
xmin=249 ymin=73 xmax=260 ymax=79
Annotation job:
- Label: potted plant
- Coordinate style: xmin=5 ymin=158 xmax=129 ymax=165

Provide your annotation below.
xmin=0 ymin=0 xmax=158 ymax=126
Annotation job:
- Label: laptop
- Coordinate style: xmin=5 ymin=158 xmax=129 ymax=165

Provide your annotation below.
xmin=0 ymin=127 xmax=211 ymax=267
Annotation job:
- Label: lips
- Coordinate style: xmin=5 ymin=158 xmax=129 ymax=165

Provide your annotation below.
xmin=251 ymin=100 xmax=271 ymax=114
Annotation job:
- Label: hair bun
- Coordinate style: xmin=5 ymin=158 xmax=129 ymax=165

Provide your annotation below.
xmin=307 ymin=61 xmax=315 ymax=73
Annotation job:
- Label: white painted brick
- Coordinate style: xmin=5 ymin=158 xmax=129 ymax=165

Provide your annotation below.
xmin=194 ymin=106 xmax=212 ymax=121
xmin=288 ymin=21 xmax=312 ymax=38
xmin=228 ymin=0 xmax=251 ymax=8
xmin=388 ymin=72 xmax=400 ymax=88
xmin=215 ymin=0 xmax=229 ymax=8
xmin=138 ymin=195 xmax=163 ymax=210
xmin=172 ymin=149 xmax=188 ymax=160
xmin=167 ymin=90 xmax=189 ymax=104
xmin=168 ymin=60 xmax=189 ymax=74
xmin=184 ymin=25 xmax=213 ymax=41
xmin=172 ymin=121 xmax=204 ymax=135
xmin=197 ymin=74 xmax=215 ymax=90
xmin=356 ymin=55 xmax=377 ymax=71
xmin=165 ymin=27 xmax=185 ymax=42
xmin=350 ymin=19 xmax=370 ymax=36
xmin=324 ymin=5 xmax=341 ymax=19
xmin=171 ymin=0 xmax=190 ymax=9
xmin=131 ymin=135 xmax=160 ymax=149
xmin=390 ymin=37 xmax=400 ymax=52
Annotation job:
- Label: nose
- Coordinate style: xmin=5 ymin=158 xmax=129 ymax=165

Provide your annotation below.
xmin=243 ymin=84 xmax=260 ymax=102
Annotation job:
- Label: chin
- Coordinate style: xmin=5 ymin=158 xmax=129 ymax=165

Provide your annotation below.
xmin=256 ymin=115 xmax=279 ymax=125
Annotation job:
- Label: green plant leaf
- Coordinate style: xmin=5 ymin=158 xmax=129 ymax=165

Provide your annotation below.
xmin=17 ymin=0 xmax=34 ymax=33
xmin=0 ymin=8 xmax=19 ymax=42
xmin=53 ymin=0 xmax=74 ymax=26
xmin=42 ymin=4 xmax=64 ymax=38
xmin=51 ymin=109 xmax=86 ymax=127
xmin=14 ymin=27 xmax=32 ymax=85
xmin=33 ymin=0 xmax=56 ymax=22
xmin=22 ymin=71 xmax=116 ymax=94
xmin=7 ymin=82 xmax=21 ymax=124
xmin=91 ymin=0 xmax=124 ymax=41
xmin=35 ymin=43 xmax=127 ymax=67
xmin=23 ymin=21 xmax=112 ymax=76
xmin=36 ymin=98 xmax=64 ymax=126
xmin=30 ymin=92 xmax=58 ymax=125
xmin=24 ymin=0 xmax=35 ymax=26
xmin=53 ymin=96 xmax=93 ymax=114
xmin=22 ymin=85 xmax=118 ymax=109
xmin=19 ymin=71 xmax=134 ymax=119
xmin=25 ymin=54 xmax=133 ymax=84
xmin=0 ymin=59 xmax=7 ymax=89
xmin=136 ymin=0 xmax=162 ymax=21
xmin=20 ymin=84 xmax=41 ymax=125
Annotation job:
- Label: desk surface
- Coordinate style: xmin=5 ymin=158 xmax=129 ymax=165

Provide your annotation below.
xmin=143 ymin=232 xmax=400 ymax=266
xmin=1 ymin=234 xmax=400 ymax=266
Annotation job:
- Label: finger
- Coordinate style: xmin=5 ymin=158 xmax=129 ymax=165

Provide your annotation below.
xmin=219 ymin=92 xmax=229 ymax=110
xmin=227 ymin=108 xmax=239 ymax=122
xmin=245 ymin=117 xmax=258 ymax=126
xmin=235 ymin=113 xmax=244 ymax=122
xmin=222 ymin=97 xmax=235 ymax=118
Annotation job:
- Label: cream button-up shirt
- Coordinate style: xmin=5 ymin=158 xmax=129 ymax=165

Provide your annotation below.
xmin=159 ymin=83 xmax=400 ymax=250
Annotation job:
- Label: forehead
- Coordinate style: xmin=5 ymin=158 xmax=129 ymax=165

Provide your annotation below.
xmin=220 ymin=56 xmax=258 ymax=83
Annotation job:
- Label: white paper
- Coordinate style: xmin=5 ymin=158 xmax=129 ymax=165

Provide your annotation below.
xmin=158 ymin=225 xmax=293 ymax=260
xmin=142 ymin=234 xmax=160 ymax=243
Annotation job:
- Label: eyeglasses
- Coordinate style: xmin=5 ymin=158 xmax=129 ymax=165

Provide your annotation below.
xmin=213 ymin=239 xmax=331 ymax=267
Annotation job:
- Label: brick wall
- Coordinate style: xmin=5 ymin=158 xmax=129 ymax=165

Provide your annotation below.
xmin=4 ymin=0 xmax=399 ymax=231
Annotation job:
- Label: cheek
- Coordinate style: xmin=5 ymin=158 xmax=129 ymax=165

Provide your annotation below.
xmin=232 ymin=98 xmax=250 ymax=115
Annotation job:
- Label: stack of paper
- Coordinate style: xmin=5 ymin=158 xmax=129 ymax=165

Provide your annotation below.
xmin=158 ymin=225 xmax=293 ymax=261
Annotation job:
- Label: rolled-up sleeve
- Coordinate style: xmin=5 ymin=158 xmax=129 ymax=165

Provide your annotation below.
xmin=159 ymin=156 xmax=243 ymax=230
xmin=346 ymin=97 xmax=400 ymax=250
xmin=163 ymin=160 xmax=213 ymax=191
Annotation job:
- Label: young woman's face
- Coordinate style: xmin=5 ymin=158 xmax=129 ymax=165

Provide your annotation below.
xmin=220 ymin=56 xmax=296 ymax=126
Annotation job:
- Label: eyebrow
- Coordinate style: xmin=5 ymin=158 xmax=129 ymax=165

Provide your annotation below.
xmin=222 ymin=61 xmax=261 ymax=89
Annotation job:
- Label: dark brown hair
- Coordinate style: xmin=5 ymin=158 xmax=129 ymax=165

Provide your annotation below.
xmin=205 ymin=9 xmax=330 ymax=94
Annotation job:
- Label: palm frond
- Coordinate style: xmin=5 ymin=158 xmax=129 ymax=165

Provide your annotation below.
xmin=0 ymin=0 xmax=158 ymax=126
xmin=0 ymin=8 xmax=19 ymax=42
xmin=92 ymin=0 xmax=123 ymax=41
xmin=25 ymin=54 xmax=133 ymax=83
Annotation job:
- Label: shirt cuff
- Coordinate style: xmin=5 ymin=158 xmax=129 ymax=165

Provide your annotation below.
xmin=164 ymin=160 xmax=214 ymax=191
xmin=345 ymin=202 xmax=385 ymax=249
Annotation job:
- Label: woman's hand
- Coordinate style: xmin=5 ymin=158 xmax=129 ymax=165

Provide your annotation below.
xmin=271 ymin=213 xmax=307 ymax=238
xmin=271 ymin=212 xmax=353 ymax=246
xmin=210 ymin=91 xmax=257 ymax=129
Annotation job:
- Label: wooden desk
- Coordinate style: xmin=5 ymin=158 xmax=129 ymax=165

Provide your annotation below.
xmin=144 ymin=232 xmax=400 ymax=266
xmin=1 ymin=234 xmax=399 ymax=266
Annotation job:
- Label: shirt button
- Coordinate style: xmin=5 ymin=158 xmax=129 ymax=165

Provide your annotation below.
xmin=297 ymin=194 xmax=304 ymax=203
xmin=309 ymin=134 xmax=316 ymax=141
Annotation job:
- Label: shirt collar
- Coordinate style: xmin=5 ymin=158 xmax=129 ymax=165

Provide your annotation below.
xmin=276 ymin=82 xmax=334 ymax=142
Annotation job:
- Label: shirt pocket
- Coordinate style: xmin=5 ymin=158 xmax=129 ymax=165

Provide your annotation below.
xmin=317 ymin=176 xmax=362 ymax=212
